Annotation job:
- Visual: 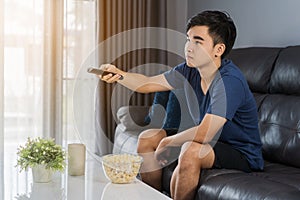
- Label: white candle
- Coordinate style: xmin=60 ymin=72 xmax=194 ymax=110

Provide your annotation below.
xmin=68 ymin=143 xmax=86 ymax=176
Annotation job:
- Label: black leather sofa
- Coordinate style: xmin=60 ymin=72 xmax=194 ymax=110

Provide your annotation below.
xmin=162 ymin=45 xmax=300 ymax=199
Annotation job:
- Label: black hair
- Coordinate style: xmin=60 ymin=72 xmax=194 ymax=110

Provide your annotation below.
xmin=186 ymin=10 xmax=236 ymax=58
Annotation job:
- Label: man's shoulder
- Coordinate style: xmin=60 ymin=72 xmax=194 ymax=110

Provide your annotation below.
xmin=163 ymin=62 xmax=189 ymax=89
xmin=167 ymin=62 xmax=190 ymax=77
xmin=221 ymin=59 xmax=240 ymax=73
xmin=220 ymin=59 xmax=247 ymax=82
xmin=173 ymin=62 xmax=188 ymax=70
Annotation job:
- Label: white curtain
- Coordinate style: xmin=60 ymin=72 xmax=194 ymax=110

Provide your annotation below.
xmin=0 ymin=0 xmax=63 ymax=198
xmin=0 ymin=0 xmax=96 ymax=199
xmin=63 ymin=0 xmax=98 ymax=155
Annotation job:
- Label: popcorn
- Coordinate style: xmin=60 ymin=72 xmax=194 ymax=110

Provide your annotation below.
xmin=102 ymin=154 xmax=143 ymax=184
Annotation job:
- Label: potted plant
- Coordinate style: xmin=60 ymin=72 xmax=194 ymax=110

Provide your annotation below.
xmin=16 ymin=137 xmax=67 ymax=183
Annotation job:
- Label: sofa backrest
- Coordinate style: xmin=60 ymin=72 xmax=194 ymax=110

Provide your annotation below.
xmin=227 ymin=46 xmax=300 ymax=168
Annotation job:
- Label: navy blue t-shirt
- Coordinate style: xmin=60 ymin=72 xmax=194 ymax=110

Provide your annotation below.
xmin=164 ymin=59 xmax=264 ymax=171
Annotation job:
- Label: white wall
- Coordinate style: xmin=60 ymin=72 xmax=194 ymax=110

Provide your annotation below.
xmin=188 ymin=0 xmax=300 ymax=48
xmin=167 ymin=0 xmax=187 ymax=33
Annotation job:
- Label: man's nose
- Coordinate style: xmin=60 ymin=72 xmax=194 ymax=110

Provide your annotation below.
xmin=186 ymin=42 xmax=193 ymax=52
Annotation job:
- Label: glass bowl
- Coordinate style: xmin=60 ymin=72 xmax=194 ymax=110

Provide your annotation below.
xmin=101 ymin=154 xmax=143 ymax=184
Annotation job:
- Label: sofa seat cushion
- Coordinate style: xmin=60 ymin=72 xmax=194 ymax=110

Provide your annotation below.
xmin=162 ymin=161 xmax=300 ymax=200
xmin=197 ymin=162 xmax=300 ymax=200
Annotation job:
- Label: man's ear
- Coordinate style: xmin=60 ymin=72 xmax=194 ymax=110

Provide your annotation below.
xmin=214 ymin=43 xmax=226 ymax=57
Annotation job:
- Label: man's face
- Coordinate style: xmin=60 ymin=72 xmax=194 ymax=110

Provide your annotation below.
xmin=185 ymin=26 xmax=218 ymax=68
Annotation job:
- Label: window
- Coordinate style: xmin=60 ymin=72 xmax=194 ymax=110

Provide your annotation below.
xmin=1 ymin=0 xmax=96 ymax=198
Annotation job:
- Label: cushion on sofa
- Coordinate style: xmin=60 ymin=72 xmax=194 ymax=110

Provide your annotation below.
xmin=259 ymin=93 xmax=300 ymax=168
xmin=227 ymin=47 xmax=280 ymax=93
xmin=270 ymin=46 xmax=300 ymax=95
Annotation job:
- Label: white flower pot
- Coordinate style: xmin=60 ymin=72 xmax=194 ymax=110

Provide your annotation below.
xmin=32 ymin=164 xmax=53 ymax=183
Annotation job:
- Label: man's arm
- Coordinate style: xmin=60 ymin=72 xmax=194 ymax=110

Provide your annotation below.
xmin=99 ymin=64 xmax=173 ymax=93
xmin=157 ymin=113 xmax=227 ymax=148
xmin=154 ymin=113 xmax=226 ymax=164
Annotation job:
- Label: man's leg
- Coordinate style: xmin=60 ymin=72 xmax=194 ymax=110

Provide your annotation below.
xmin=170 ymin=141 xmax=215 ymax=200
xmin=137 ymin=129 xmax=167 ymax=191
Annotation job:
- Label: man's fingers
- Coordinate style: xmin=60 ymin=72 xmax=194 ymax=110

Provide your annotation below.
xmin=100 ymin=64 xmax=112 ymax=70
xmin=103 ymin=74 xmax=122 ymax=83
xmin=100 ymin=64 xmax=116 ymax=72
xmin=156 ymin=148 xmax=170 ymax=162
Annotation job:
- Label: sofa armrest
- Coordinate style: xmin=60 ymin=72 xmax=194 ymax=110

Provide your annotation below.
xmin=116 ymin=106 xmax=150 ymax=131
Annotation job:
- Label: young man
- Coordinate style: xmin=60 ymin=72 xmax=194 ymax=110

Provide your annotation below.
xmin=99 ymin=10 xmax=264 ymax=200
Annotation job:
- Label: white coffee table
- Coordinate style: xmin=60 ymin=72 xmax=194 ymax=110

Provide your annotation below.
xmin=7 ymin=154 xmax=171 ymax=200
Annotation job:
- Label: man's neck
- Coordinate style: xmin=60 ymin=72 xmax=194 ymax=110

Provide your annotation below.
xmin=197 ymin=59 xmax=222 ymax=83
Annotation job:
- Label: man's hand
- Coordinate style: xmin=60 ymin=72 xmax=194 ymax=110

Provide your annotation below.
xmin=99 ymin=64 xmax=124 ymax=83
xmin=155 ymin=137 xmax=181 ymax=166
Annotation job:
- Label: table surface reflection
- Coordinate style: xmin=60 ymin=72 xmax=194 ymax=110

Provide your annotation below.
xmin=4 ymin=154 xmax=171 ymax=200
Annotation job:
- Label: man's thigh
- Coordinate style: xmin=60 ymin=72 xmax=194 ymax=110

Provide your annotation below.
xmin=213 ymin=141 xmax=251 ymax=172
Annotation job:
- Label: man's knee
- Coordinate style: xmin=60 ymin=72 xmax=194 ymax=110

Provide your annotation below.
xmin=138 ymin=129 xmax=165 ymax=140
xmin=137 ymin=129 xmax=166 ymax=153
xmin=178 ymin=142 xmax=200 ymax=167
xmin=178 ymin=142 xmax=214 ymax=169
